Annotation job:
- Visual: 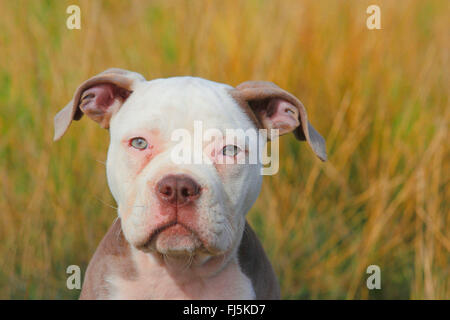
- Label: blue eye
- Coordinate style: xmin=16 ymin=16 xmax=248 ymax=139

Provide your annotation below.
xmin=130 ymin=137 xmax=148 ymax=150
xmin=222 ymin=145 xmax=241 ymax=157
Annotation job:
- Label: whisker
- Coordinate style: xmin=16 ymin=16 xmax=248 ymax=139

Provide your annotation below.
xmin=95 ymin=159 xmax=106 ymax=166
xmin=163 ymin=253 xmax=169 ymax=267
xmin=220 ymin=249 xmax=227 ymax=268
xmin=112 ymin=216 xmax=122 ymax=239
xmin=182 ymin=254 xmax=193 ymax=272
xmin=93 ymin=196 xmax=118 ymax=210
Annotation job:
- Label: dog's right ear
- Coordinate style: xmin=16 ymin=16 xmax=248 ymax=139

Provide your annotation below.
xmin=53 ymin=68 xmax=146 ymax=141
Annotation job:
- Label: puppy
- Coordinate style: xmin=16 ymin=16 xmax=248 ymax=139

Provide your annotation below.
xmin=54 ymin=68 xmax=326 ymax=299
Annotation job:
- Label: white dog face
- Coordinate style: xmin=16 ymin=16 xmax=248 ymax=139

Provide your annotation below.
xmin=106 ymin=77 xmax=263 ymax=256
xmin=54 ymin=68 xmax=326 ymax=265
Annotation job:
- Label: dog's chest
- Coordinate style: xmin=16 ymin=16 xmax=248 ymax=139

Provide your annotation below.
xmin=105 ymin=253 xmax=255 ymax=299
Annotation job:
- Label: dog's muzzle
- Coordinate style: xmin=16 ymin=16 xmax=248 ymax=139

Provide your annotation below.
xmin=135 ymin=174 xmax=207 ymax=255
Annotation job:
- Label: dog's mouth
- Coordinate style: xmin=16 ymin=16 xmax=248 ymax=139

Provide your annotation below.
xmin=137 ymin=221 xmax=208 ymax=255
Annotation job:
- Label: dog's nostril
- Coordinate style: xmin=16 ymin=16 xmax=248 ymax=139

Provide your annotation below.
xmin=181 ymin=187 xmax=189 ymax=197
xmin=161 ymin=186 xmax=173 ymax=196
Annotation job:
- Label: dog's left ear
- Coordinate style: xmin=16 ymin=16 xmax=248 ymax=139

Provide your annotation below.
xmin=53 ymin=68 xmax=146 ymax=141
xmin=230 ymin=81 xmax=327 ymax=161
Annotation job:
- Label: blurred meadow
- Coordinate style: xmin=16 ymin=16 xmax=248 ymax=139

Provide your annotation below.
xmin=0 ymin=0 xmax=449 ymax=299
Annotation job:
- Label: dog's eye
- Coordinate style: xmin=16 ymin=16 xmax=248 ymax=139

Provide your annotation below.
xmin=222 ymin=145 xmax=241 ymax=157
xmin=130 ymin=137 xmax=148 ymax=150
xmin=285 ymin=108 xmax=296 ymax=115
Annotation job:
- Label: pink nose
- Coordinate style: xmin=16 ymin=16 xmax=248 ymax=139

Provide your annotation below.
xmin=156 ymin=174 xmax=201 ymax=207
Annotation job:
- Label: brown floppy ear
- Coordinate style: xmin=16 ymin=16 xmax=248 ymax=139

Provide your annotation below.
xmin=53 ymin=68 xmax=146 ymax=141
xmin=230 ymin=81 xmax=327 ymax=161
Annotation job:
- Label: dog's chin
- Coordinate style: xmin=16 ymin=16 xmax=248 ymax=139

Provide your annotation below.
xmin=135 ymin=223 xmax=203 ymax=256
xmin=132 ymin=223 xmax=236 ymax=274
xmin=155 ymin=224 xmax=203 ymax=255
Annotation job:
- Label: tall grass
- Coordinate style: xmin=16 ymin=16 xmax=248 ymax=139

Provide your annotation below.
xmin=0 ymin=0 xmax=448 ymax=299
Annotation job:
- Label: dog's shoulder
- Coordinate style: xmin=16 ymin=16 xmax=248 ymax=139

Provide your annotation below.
xmin=238 ymin=221 xmax=281 ymax=299
xmin=79 ymin=219 xmax=137 ymax=299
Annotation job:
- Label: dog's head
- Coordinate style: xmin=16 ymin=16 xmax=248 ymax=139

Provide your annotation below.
xmin=54 ymin=68 xmax=326 ymax=267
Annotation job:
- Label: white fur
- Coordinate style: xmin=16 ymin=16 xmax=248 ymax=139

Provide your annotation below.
xmin=103 ymin=77 xmax=264 ymax=297
xmin=106 ymin=247 xmax=255 ymax=300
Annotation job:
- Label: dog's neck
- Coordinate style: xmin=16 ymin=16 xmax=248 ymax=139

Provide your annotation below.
xmin=105 ymin=222 xmax=255 ymax=299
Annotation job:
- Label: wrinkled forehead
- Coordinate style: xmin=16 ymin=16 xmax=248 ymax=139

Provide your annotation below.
xmin=110 ymin=77 xmax=256 ymax=139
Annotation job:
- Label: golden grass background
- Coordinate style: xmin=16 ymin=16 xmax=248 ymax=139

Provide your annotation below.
xmin=0 ymin=0 xmax=448 ymax=299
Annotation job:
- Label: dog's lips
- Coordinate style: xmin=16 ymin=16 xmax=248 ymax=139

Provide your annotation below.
xmin=159 ymin=223 xmax=192 ymax=237
xmin=138 ymin=221 xmax=205 ymax=255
